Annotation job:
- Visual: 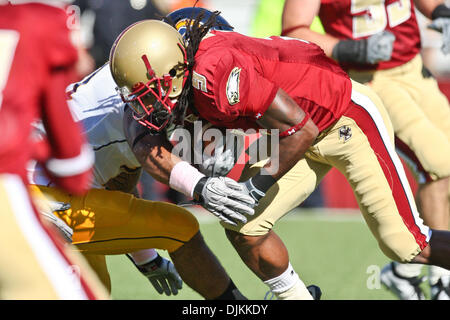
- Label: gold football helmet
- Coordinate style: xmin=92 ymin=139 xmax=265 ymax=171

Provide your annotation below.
xmin=110 ymin=20 xmax=188 ymax=131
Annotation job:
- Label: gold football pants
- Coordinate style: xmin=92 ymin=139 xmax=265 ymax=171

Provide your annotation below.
xmin=30 ymin=185 xmax=200 ymax=255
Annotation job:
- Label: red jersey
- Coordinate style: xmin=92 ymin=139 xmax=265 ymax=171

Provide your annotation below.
xmin=0 ymin=3 xmax=93 ymax=194
xmin=319 ymin=0 xmax=421 ymax=70
xmin=192 ymin=31 xmax=352 ymax=133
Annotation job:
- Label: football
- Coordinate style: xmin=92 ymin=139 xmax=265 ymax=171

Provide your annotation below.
xmin=169 ymin=119 xmax=240 ymax=177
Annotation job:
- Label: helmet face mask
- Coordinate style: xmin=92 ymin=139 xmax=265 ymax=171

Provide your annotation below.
xmin=110 ymin=20 xmax=188 ymax=132
xmin=117 ymin=77 xmax=174 ymax=131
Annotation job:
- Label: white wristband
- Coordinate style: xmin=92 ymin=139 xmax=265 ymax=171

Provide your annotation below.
xmin=169 ymin=161 xmax=205 ymax=197
xmin=46 ymin=143 xmax=94 ymax=177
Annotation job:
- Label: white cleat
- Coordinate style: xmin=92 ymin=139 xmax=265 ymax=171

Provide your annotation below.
xmin=430 ymin=276 xmax=450 ymax=300
xmin=380 ymin=263 xmax=425 ymax=300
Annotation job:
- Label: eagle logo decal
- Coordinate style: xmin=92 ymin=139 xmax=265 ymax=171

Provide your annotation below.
xmin=226 ymin=67 xmax=241 ymax=105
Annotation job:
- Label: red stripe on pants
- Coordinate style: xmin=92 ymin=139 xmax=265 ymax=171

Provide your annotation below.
xmin=344 ymin=102 xmax=428 ymax=250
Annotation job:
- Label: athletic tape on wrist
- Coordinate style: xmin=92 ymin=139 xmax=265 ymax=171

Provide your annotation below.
xmin=169 ymin=161 xmax=205 ymax=197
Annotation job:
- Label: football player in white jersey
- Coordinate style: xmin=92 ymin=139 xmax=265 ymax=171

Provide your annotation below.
xmin=28 ymin=61 xmax=252 ymax=300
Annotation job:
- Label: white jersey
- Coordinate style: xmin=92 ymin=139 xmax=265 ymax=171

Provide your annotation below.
xmin=29 ymin=64 xmax=141 ymax=188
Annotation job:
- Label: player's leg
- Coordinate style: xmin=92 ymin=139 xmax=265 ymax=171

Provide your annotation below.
xmin=169 ymin=231 xmax=245 ymax=300
xmin=343 ymin=90 xmax=450 ymax=269
xmin=370 ymin=58 xmax=450 ymax=299
xmin=417 ymin=74 xmax=450 ymax=298
xmin=82 ymin=254 xmax=111 ymax=293
xmin=224 ymin=157 xmax=331 ymax=300
xmin=0 ymin=174 xmax=107 ymax=299
xmin=33 ymin=185 xmax=245 ymax=300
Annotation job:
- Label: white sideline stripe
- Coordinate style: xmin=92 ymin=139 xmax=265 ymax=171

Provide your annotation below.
xmin=351 ymin=90 xmax=431 ymax=241
xmin=3 ymin=174 xmax=88 ymax=300
xmin=46 ymin=144 xmax=94 ymax=177
xmin=395 ymin=148 xmax=427 ymax=184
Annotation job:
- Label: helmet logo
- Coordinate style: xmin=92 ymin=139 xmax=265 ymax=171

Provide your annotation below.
xmin=175 ymin=18 xmax=200 ymax=37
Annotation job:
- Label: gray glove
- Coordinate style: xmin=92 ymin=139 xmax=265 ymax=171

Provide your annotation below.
xmin=199 ymin=147 xmax=236 ymax=177
xmin=194 ymin=176 xmax=256 ymax=226
xmin=428 ymin=18 xmax=450 ymax=55
xmin=332 ymin=31 xmax=395 ymax=65
xmin=38 ymin=201 xmax=73 ymax=243
xmin=366 ymin=31 xmax=396 ymax=64
xmin=128 ymin=254 xmax=183 ymax=296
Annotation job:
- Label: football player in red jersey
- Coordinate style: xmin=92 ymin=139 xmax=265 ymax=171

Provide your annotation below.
xmin=110 ymin=14 xmax=450 ymax=299
xmin=282 ymin=0 xmax=450 ymax=300
xmin=0 ymin=0 xmax=108 ymax=299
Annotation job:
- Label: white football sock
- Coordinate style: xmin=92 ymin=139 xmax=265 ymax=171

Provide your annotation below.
xmin=393 ymin=262 xmax=423 ymax=278
xmin=263 ymin=263 xmax=313 ymax=300
xmin=128 ymin=249 xmax=158 ymax=266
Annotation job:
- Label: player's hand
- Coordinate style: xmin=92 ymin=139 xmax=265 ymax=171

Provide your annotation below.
xmin=366 ymin=31 xmax=396 ymax=64
xmin=429 ymin=18 xmax=450 ymax=55
xmin=332 ymin=30 xmax=395 ymax=65
xmin=133 ymin=254 xmax=183 ymax=296
xmin=199 ymin=146 xmax=236 ymax=177
xmin=194 ymin=176 xmax=256 ymax=226
xmin=239 ymin=179 xmax=266 ymax=206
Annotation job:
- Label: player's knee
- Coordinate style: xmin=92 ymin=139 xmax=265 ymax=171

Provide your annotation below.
xmin=170 ymin=204 xmax=200 ymax=242
xmin=378 ymin=233 xmax=422 ymax=263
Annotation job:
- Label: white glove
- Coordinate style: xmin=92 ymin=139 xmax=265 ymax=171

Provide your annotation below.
xmin=366 ymin=31 xmax=396 ymax=64
xmin=194 ymin=176 xmax=256 ymax=226
xmin=200 ymin=147 xmax=236 ymax=177
xmin=38 ymin=201 xmax=73 ymax=243
xmin=128 ymin=254 xmax=183 ymax=296
xmin=429 ymin=18 xmax=450 ymax=55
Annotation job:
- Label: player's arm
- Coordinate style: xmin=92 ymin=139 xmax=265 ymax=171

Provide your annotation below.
xmin=415 ymin=0 xmax=448 ymax=19
xmin=123 ymin=106 xmax=181 ymax=185
xmin=281 ymin=0 xmax=337 ymax=57
xmin=239 ymin=88 xmax=319 ymax=202
xmin=39 ymin=8 xmax=94 ymax=195
xmin=41 ymin=67 xmax=94 ymax=196
xmin=123 ymin=107 xmax=255 ymax=225
xmin=416 ymin=0 xmax=450 ymax=55
xmin=282 ymin=0 xmax=395 ymax=65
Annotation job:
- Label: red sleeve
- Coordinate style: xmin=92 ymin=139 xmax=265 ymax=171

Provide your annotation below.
xmin=42 ymin=6 xmax=78 ymax=69
xmin=38 ymin=7 xmax=93 ymax=195
xmin=41 ymin=69 xmax=93 ymax=195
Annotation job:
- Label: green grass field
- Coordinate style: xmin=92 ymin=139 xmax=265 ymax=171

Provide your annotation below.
xmin=106 ymin=208 xmax=430 ymax=300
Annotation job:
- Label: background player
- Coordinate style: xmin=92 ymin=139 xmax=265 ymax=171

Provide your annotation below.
xmin=0 ymin=0 xmax=108 ymax=299
xmin=281 ymin=0 xmax=450 ymax=300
